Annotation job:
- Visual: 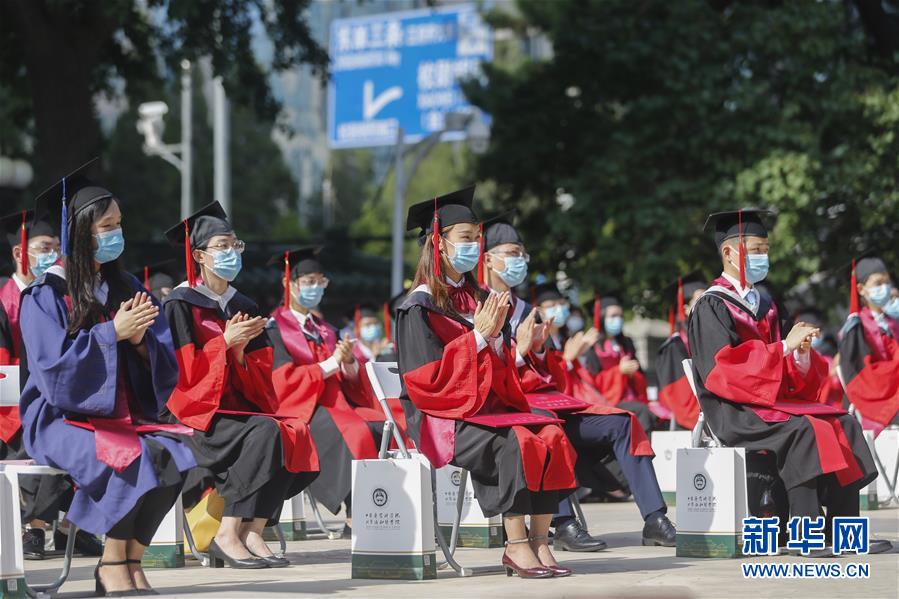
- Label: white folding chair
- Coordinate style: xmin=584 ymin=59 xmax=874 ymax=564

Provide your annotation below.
xmin=835 ymin=365 xmax=899 ymax=506
xmin=682 ymin=359 xmax=721 ymax=449
xmin=365 ymin=361 xmax=502 ymax=577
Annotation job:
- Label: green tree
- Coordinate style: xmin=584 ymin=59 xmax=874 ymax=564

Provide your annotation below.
xmin=1 ymin=0 xmax=327 ymax=184
xmin=467 ymin=0 xmax=899 ymax=317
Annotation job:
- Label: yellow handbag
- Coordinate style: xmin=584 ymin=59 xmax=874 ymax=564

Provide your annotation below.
xmin=185 ymin=488 xmax=224 ymax=552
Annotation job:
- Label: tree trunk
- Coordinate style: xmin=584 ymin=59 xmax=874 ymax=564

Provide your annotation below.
xmin=10 ymin=0 xmax=114 ymax=184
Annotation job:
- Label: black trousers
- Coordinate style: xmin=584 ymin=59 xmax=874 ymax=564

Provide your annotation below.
xmin=107 ymin=484 xmax=182 ymax=547
xmin=787 ymin=472 xmax=859 ymax=537
xmin=618 ymin=401 xmax=654 ymax=435
xmin=223 ymin=470 xmax=294 ymax=520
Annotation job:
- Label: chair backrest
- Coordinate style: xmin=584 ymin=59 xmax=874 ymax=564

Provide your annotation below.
xmin=0 ymin=365 xmax=20 ymax=407
xmin=365 ymin=361 xmax=403 ymax=402
xmin=681 ymin=358 xmax=723 ymax=448
xmin=364 ymin=361 xmax=412 ymax=458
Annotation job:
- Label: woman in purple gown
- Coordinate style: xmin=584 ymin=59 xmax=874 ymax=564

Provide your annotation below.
xmin=19 ymin=172 xmax=196 ymax=596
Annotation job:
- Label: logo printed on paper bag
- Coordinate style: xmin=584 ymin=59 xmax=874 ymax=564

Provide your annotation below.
xmin=372 ymin=488 xmax=389 ymax=507
xmin=693 ymin=473 xmax=707 ymax=491
xmin=450 ymin=471 xmax=462 ymax=486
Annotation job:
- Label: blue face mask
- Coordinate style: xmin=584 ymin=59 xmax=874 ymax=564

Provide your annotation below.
xmin=94 ymin=228 xmax=125 ymax=264
xmin=543 ymin=304 xmax=570 ymax=328
xmin=209 ymin=248 xmax=242 ymax=282
xmin=810 ymin=335 xmax=826 ymax=350
xmin=883 ymin=297 xmax=899 ymax=319
xmin=867 ymin=283 xmax=892 ymax=308
xmin=604 ymin=316 xmax=624 ymax=336
xmin=445 ymin=239 xmax=481 ymax=274
xmin=30 ymin=250 xmax=58 ymax=278
xmin=296 ymin=285 xmax=325 ymax=309
xmin=493 ymin=255 xmax=528 ymax=287
xmin=360 ymin=323 xmax=383 ymax=343
xmin=744 ymin=253 xmax=769 ymax=284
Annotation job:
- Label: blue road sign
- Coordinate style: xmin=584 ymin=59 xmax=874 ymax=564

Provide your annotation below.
xmin=327 ymin=4 xmax=492 ymax=149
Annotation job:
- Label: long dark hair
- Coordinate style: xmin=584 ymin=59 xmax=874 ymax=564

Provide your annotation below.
xmin=412 ymin=228 xmax=485 ymax=318
xmin=66 ymin=198 xmax=131 ymax=334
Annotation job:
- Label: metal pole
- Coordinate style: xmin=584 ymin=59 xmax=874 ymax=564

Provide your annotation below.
xmin=213 ymin=76 xmax=231 ymax=215
xmin=180 ymin=60 xmax=192 ymax=219
xmin=390 ymin=128 xmax=405 ymax=296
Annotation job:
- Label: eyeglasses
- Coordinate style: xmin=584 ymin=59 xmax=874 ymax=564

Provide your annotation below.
xmin=296 ymin=276 xmax=329 ymax=288
xmin=28 ymin=244 xmax=60 ymax=254
xmin=489 ymin=250 xmax=530 ymax=262
xmin=203 ymin=240 xmax=246 ymax=253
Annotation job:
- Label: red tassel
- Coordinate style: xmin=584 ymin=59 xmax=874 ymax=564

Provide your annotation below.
xmin=477 ymin=223 xmax=485 ymax=286
xmin=19 ymin=211 xmax=27 ymax=275
xmin=849 ymin=260 xmax=859 ymax=315
xmin=354 ymin=305 xmax=362 ymax=337
xmin=183 ymin=220 xmax=196 ymax=288
xmin=529 ymin=285 xmax=536 ymax=306
xmin=593 ymin=295 xmax=601 ymax=330
xmin=677 ymin=277 xmax=686 ymax=326
xmin=283 ymin=251 xmax=291 ymax=309
xmin=144 ymin=266 xmax=150 ymax=290
xmin=668 ymin=306 xmax=676 ymax=336
xmin=738 ymin=209 xmax=747 ymax=289
xmin=431 ymin=198 xmax=441 ymax=279
xmin=383 ymin=302 xmax=392 ymax=343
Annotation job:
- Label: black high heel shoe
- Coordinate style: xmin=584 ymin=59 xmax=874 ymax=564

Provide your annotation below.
xmin=207 ymin=539 xmax=269 ymax=569
xmin=126 ymin=559 xmax=159 ymax=595
xmin=94 ymin=560 xmax=141 ymax=597
xmin=248 ymin=549 xmax=290 ymax=568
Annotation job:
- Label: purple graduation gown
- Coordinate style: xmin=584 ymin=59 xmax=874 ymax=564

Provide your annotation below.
xmin=17 ymin=267 xmax=196 ymax=535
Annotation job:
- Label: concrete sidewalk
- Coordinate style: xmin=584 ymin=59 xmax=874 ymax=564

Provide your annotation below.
xmin=20 ymin=501 xmax=898 ymax=598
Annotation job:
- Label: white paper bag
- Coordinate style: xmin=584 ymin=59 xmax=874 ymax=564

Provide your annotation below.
xmin=859 ymin=430 xmax=879 ymax=510
xmin=651 ymin=430 xmax=693 ymax=506
xmin=676 ymin=447 xmax=748 ymax=558
xmin=434 ymin=465 xmax=503 ymax=547
xmin=351 ymin=457 xmax=436 ymax=580
xmin=142 ymin=495 xmax=185 ymax=568
xmin=873 ymin=428 xmax=898 ymax=505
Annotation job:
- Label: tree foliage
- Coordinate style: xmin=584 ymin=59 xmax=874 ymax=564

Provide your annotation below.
xmin=466 ymin=0 xmax=899 ymax=319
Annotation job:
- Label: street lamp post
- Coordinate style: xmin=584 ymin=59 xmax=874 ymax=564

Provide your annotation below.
xmin=137 ymin=59 xmax=193 ymax=219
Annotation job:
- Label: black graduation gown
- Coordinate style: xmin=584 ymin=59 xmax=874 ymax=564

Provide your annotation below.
xmin=837 ymin=307 xmax=899 ymax=426
xmin=688 ymin=279 xmax=876 ymax=491
xmin=396 ymin=286 xmax=577 ymax=517
xmin=164 ymin=285 xmax=317 ymax=513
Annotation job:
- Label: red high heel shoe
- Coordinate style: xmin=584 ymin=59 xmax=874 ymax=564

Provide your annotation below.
xmin=502 ymin=538 xmax=553 ymax=579
xmin=531 ymin=534 xmax=571 ymax=577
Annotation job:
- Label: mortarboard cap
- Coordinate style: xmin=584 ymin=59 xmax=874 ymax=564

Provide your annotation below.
xmin=33 ymin=157 xmax=105 ymax=256
xmin=163 ymin=201 xmax=233 ymax=288
xmin=703 ymin=208 xmax=773 ymax=249
xmin=405 ymin=186 xmax=478 ymax=240
xmin=855 ymin=256 xmax=888 ymax=284
xmin=0 ymin=210 xmax=56 ymax=248
xmin=482 ymin=212 xmax=522 ymax=252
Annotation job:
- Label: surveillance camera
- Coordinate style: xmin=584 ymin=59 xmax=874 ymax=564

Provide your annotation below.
xmin=138 ymin=101 xmax=169 ymax=119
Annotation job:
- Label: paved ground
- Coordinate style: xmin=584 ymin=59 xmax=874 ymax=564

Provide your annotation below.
xmin=21 ymin=500 xmax=898 ymax=598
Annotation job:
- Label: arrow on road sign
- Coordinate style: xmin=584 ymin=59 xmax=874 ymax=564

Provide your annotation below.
xmin=363 ymin=81 xmax=403 ymax=120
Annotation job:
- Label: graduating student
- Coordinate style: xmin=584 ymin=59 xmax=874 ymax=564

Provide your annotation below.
xmin=838 ymin=257 xmax=899 ymax=428
xmin=20 ymin=167 xmax=198 ymax=594
xmin=164 ymin=203 xmax=318 ymax=570
xmin=397 ymin=188 xmax=578 ymax=579
xmin=351 ymin=303 xmax=390 ymax=362
xmin=581 ymin=296 xmax=654 ymax=428
xmin=136 ymin=260 xmax=180 ymax=303
xmin=688 ymin=210 xmax=890 ymax=555
xmin=655 ymin=279 xmax=708 ymax=430
xmin=267 ymin=247 xmax=382 ymax=536
xmin=483 ymin=220 xmax=674 ymax=550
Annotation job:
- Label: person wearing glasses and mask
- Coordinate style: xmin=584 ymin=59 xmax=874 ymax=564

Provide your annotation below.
xmin=0 ymin=208 xmax=104 ymax=560
xmin=163 ymin=202 xmax=319 ymax=570
xmin=267 ymin=247 xmax=383 ymax=539
xmin=838 ymin=257 xmax=899 ymax=428
xmin=689 ymin=210 xmax=889 ymax=556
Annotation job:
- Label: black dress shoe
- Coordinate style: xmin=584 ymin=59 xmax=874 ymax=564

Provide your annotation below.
xmin=642 ymin=514 xmax=676 ymax=547
xmin=869 ymin=539 xmax=893 ymax=554
xmin=553 ymin=520 xmax=608 ymax=552
xmin=207 ymin=540 xmax=269 ymax=569
xmin=55 ymin=528 xmax=104 ymax=556
xmin=253 ymin=554 xmax=291 ymax=568
xmin=22 ymin=528 xmax=45 ymax=560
